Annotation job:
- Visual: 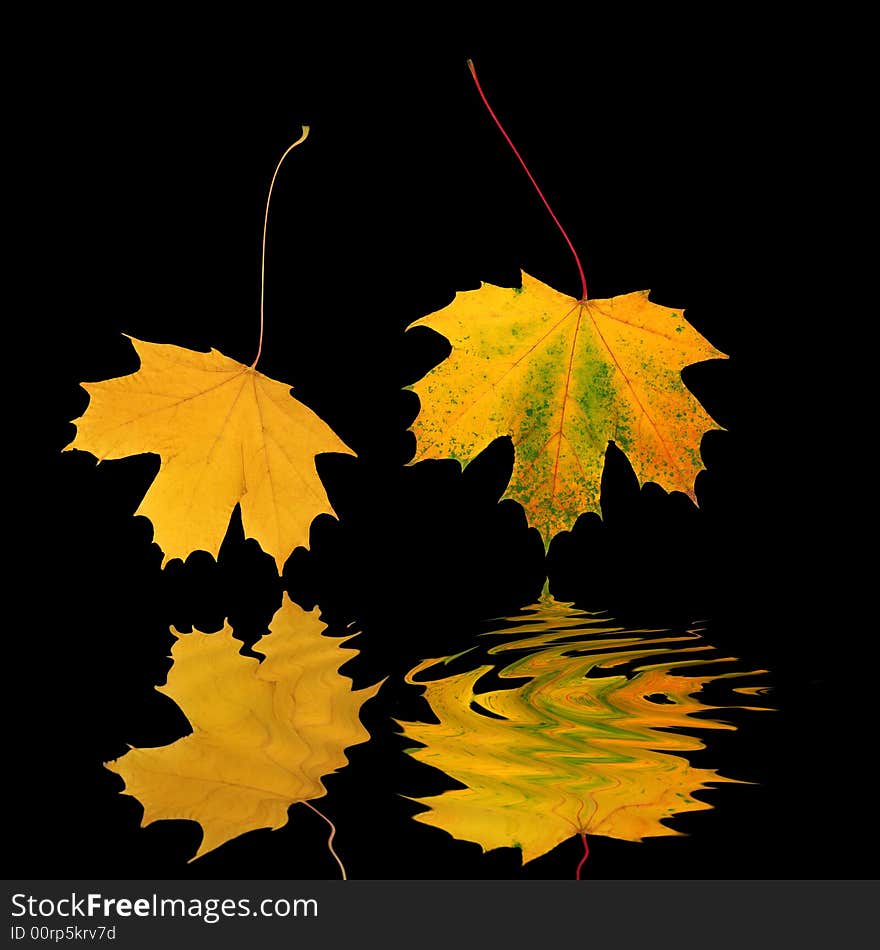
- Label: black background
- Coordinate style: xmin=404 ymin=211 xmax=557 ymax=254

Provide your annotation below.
xmin=19 ymin=15 xmax=867 ymax=881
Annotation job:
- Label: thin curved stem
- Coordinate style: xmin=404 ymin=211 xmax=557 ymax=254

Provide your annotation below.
xmin=467 ymin=59 xmax=588 ymax=302
xmin=575 ymin=832 xmax=590 ymax=880
xmin=252 ymin=126 xmax=310 ymax=369
xmin=301 ymin=800 xmax=347 ymax=881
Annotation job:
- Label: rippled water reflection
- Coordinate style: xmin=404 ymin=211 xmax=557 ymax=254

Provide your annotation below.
xmin=400 ymin=600 xmax=771 ymax=864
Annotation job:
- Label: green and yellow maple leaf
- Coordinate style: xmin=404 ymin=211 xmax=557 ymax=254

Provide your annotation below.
xmin=66 ymin=338 xmax=354 ymax=571
xmin=106 ymin=594 xmax=380 ymax=860
xmin=409 ymin=271 xmax=724 ymax=544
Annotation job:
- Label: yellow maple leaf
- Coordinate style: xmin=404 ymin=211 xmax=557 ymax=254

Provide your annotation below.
xmin=106 ymin=594 xmax=380 ymax=860
xmin=65 ymin=337 xmax=354 ymax=570
xmin=400 ymin=600 xmax=766 ymax=865
xmin=409 ymin=271 xmax=724 ymax=544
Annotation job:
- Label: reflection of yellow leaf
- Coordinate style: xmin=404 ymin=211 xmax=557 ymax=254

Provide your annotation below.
xmin=400 ymin=601 xmax=766 ymax=864
xmin=410 ymin=272 xmax=723 ymax=544
xmin=66 ymin=338 xmax=354 ymax=570
xmin=107 ymin=595 xmax=379 ymax=860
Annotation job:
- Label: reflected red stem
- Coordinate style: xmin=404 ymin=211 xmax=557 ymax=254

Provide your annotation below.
xmin=575 ymin=833 xmax=590 ymax=880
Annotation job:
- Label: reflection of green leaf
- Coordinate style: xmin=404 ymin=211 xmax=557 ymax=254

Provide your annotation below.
xmin=399 ymin=601 xmax=770 ymax=864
